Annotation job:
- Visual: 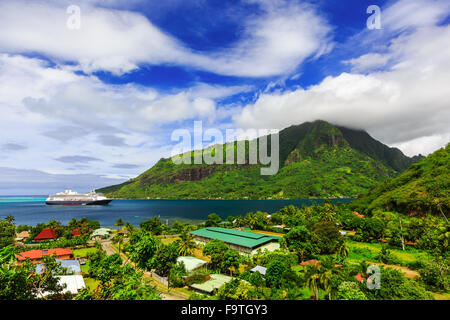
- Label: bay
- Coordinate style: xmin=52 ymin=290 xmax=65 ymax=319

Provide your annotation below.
xmin=0 ymin=197 xmax=354 ymax=228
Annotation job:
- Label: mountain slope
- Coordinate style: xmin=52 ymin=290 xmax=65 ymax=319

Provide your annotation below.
xmin=352 ymin=144 xmax=449 ymax=215
xmin=98 ymin=120 xmax=420 ymax=199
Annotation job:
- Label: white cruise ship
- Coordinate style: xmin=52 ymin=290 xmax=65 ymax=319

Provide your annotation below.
xmin=45 ymin=190 xmax=112 ymax=206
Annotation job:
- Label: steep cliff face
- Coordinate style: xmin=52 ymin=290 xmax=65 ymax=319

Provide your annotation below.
xmin=98 ymin=120 xmax=422 ymax=199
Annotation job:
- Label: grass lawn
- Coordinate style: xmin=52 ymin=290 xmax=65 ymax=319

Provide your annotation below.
xmin=161 ymin=237 xmax=180 ymax=245
xmin=84 ymin=277 xmax=100 ymax=290
xmin=347 ymin=240 xmax=432 ymax=265
xmin=432 ymin=292 xmax=450 ymax=300
xmin=73 ymin=247 xmax=98 ymax=257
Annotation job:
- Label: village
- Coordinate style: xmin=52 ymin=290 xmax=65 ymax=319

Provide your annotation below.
xmin=2 ymin=201 xmax=447 ymax=300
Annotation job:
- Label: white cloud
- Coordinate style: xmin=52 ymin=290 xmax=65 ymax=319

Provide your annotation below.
xmin=0 ymin=54 xmax=249 ymax=179
xmin=233 ymin=23 xmax=450 ymax=156
xmin=0 ymin=0 xmax=332 ymax=77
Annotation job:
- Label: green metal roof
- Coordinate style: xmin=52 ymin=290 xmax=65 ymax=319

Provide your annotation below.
xmin=176 ymin=256 xmax=208 ymax=273
xmin=190 ymin=227 xmax=280 ymax=249
xmin=190 ymin=274 xmax=234 ymax=293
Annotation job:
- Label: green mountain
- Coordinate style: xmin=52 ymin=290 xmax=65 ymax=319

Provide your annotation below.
xmin=98 ymin=120 xmax=421 ymax=199
xmin=353 ymin=143 xmax=449 ymax=216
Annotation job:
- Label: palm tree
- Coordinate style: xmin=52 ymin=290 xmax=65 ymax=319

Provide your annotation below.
xmin=125 ymin=222 xmax=135 ymax=235
xmin=112 ymin=233 xmax=124 ymax=255
xmin=115 ymin=218 xmax=125 ymax=228
xmin=434 ymin=199 xmax=448 ymax=222
xmin=5 ymin=215 xmax=14 ymax=224
xmin=320 ymin=269 xmax=333 ymax=300
xmin=305 ymin=266 xmax=320 ymax=300
xmin=337 ymin=242 xmax=349 ymax=259
xmin=177 ymin=232 xmax=196 ymax=256
xmin=247 ymin=213 xmax=258 ymax=230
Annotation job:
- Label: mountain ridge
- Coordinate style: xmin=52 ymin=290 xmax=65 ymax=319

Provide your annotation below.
xmin=352 ymin=143 xmax=449 ymax=216
xmin=98 ymin=120 xmax=422 ymax=199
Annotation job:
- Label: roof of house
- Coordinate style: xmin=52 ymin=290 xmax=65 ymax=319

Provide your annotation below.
xmin=34 ymin=228 xmax=58 ymax=240
xmin=190 ymin=274 xmax=234 ymax=294
xmin=91 ymin=228 xmax=111 ymax=237
xmin=355 ymin=273 xmax=365 ymax=282
xmin=17 ymin=231 xmax=30 ymax=238
xmin=177 ymin=256 xmax=208 ymax=273
xmin=250 ymin=265 xmax=267 ymax=276
xmin=36 ymin=259 xmax=81 ymax=274
xmin=41 ymin=275 xmax=85 ymax=296
xmin=352 ymin=211 xmax=365 ymax=218
xmin=190 ymin=227 xmax=280 ymax=249
xmin=299 ymin=259 xmax=320 ymax=267
xmin=17 ymin=248 xmax=73 ymax=261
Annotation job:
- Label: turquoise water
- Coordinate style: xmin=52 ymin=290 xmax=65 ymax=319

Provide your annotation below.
xmin=0 ymin=197 xmax=354 ymax=228
xmin=0 ymin=197 xmax=46 ymax=203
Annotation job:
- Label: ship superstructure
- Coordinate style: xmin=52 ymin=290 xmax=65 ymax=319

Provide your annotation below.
xmin=45 ymin=190 xmax=112 ymax=206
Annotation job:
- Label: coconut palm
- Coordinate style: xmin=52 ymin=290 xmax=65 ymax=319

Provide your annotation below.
xmin=320 ymin=269 xmax=333 ymax=300
xmin=337 ymin=242 xmax=349 ymax=258
xmin=177 ymin=232 xmax=196 ymax=256
xmin=305 ymin=265 xmax=320 ymax=300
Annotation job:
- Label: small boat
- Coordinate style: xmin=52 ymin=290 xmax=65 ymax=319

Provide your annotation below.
xmin=45 ymin=190 xmax=112 ymax=206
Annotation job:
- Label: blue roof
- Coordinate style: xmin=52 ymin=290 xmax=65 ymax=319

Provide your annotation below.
xmin=36 ymin=259 xmax=81 ymax=274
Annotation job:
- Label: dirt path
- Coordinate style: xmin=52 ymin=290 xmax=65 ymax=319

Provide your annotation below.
xmin=368 ymin=261 xmax=419 ymax=278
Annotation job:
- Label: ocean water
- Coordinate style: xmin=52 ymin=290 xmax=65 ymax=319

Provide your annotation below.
xmin=0 ymin=197 xmax=354 ymax=228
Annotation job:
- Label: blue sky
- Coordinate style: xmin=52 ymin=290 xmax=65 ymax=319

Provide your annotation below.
xmin=0 ymin=0 xmax=449 ymax=194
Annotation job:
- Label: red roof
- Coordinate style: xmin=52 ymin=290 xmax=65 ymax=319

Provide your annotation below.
xmin=300 ymin=259 xmax=320 ymax=267
xmin=355 ymin=273 xmax=365 ymax=282
xmin=34 ymin=228 xmax=58 ymax=240
xmin=352 ymin=211 xmax=365 ymax=218
xmin=16 ymin=248 xmax=73 ymax=261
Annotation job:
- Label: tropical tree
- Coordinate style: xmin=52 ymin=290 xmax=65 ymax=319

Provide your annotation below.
xmin=205 ymin=213 xmax=222 ymax=227
xmin=112 ymin=233 xmax=125 ymax=254
xmin=115 ymin=218 xmax=125 ymax=228
xmin=319 ymin=269 xmax=333 ymax=300
xmin=126 ymin=231 xmax=160 ymax=270
xmin=203 ymin=239 xmax=228 ymax=270
xmin=177 ymin=232 xmax=196 ymax=256
xmin=337 ymin=242 xmax=349 ymax=259
xmin=221 ymin=249 xmax=241 ymax=276
xmin=305 ymin=265 xmax=320 ymax=300
xmin=265 ymin=260 xmax=287 ymax=288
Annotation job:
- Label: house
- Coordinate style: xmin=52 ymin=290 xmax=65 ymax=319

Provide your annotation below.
xmin=16 ymin=248 xmax=73 ymax=264
xmin=190 ymin=227 xmax=280 ymax=256
xmin=299 ymin=259 xmax=320 ymax=267
xmin=34 ymin=228 xmax=58 ymax=241
xmin=190 ymin=274 xmax=234 ymax=295
xmin=250 ymin=265 xmax=267 ymax=277
xmin=15 ymin=231 xmax=30 ymax=242
xmin=355 ymin=273 xmax=365 ymax=282
xmin=176 ymin=256 xmax=208 ymax=274
xmin=36 ymin=259 xmax=82 ymax=275
xmin=40 ymin=275 xmax=86 ymax=296
xmin=90 ymin=228 xmax=111 ymax=240
xmin=352 ymin=211 xmax=365 ymax=218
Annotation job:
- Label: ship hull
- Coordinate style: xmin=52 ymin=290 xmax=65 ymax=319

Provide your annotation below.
xmin=45 ymin=199 xmax=112 ymax=206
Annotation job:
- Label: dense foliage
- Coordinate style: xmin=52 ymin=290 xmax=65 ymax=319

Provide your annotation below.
xmin=353 ymin=144 xmax=449 ymax=216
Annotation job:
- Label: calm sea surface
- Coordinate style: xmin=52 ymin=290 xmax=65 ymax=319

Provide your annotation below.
xmin=0 ymin=197 xmax=354 ymax=228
